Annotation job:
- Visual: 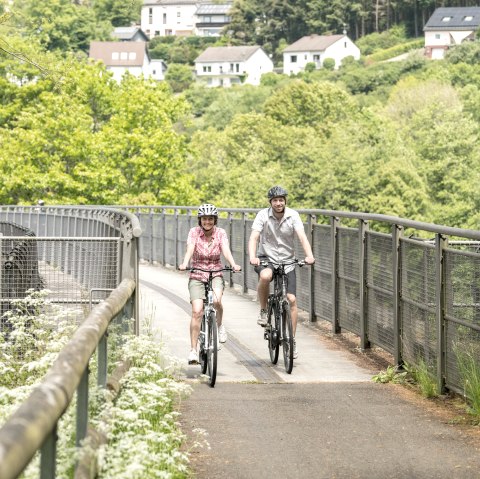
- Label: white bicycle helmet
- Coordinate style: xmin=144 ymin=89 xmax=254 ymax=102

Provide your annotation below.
xmin=197 ymin=203 xmax=218 ymax=217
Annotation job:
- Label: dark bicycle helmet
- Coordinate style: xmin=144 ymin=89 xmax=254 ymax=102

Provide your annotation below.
xmin=267 ymin=186 xmax=288 ymax=200
xmin=197 ymin=203 xmax=218 ymax=217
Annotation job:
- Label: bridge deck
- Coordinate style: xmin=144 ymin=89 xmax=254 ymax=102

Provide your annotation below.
xmin=139 ymin=265 xmax=480 ymax=478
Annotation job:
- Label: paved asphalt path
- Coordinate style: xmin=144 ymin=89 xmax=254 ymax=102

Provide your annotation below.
xmin=139 ymin=264 xmax=480 ymax=479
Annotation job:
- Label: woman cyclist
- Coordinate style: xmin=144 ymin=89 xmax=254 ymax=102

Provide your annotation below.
xmin=179 ymin=204 xmax=241 ymax=364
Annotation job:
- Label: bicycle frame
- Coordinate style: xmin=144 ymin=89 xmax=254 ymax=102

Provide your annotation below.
xmin=189 ymin=266 xmax=235 ymax=387
xmin=262 ymin=259 xmax=305 ymax=373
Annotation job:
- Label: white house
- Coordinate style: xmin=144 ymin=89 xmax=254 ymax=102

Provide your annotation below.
xmin=195 ymin=2 xmax=232 ymax=37
xmin=283 ymin=34 xmax=360 ymax=74
xmin=88 ymin=41 xmax=167 ymax=82
xmin=194 ymin=45 xmax=273 ymax=87
xmin=424 ymin=7 xmax=480 ymax=59
xmin=141 ymin=0 xmax=232 ymax=39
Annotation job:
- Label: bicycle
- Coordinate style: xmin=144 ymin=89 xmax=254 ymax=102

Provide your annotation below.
xmin=261 ymin=259 xmax=307 ymax=374
xmin=188 ymin=266 xmax=237 ymax=388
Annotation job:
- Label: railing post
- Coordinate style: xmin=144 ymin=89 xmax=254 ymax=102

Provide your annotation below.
xmin=436 ymin=233 xmax=448 ymax=395
xmin=40 ymin=424 xmax=57 ymax=479
xmin=308 ymin=214 xmax=316 ymax=322
xmin=331 ymin=216 xmax=341 ymax=334
xmin=228 ymin=211 xmax=234 ymax=288
xmin=392 ymin=224 xmax=403 ymax=367
xmin=359 ymin=219 xmax=370 ymax=350
xmin=174 ymin=208 xmax=179 ymax=268
xmin=243 ymin=212 xmax=248 ymax=294
xmin=98 ymin=331 xmax=108 ymax=387
xmin=149 ymin=207 xmax=154 ymax=264
xmin=76 ymin=368 xmax=89 ymax=447
xmin=161 ymin=208 xmax=166 ymax=266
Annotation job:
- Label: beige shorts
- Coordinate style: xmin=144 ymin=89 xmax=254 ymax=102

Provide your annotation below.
xmin=188 ymin=277 xmax=225 ymax=302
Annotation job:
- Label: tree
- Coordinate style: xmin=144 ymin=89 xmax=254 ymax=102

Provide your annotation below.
xmin=164 ymin=63 xmax=194 ymax=93
xmin=263 ymin=80 xmax=357 ymax=135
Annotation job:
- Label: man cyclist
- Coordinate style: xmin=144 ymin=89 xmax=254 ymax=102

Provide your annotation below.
xmin=179 ymin=203 xmax=241 ymax=364
xmin=248 ymin=186 xmax=315 ymax=359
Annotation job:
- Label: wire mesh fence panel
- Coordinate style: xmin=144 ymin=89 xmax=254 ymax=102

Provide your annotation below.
xmin=444 ymin=248 xmax=480 ymax=393
xmin=231 ymin=218 xmax=246 ymax=288
xmin=337 ymin=227 xmax=361 ymax=335
xmin=366 ymin=231 xmax=395 ymax=353
xmin=313 ymin=224 xmax=333 ymax=323
xmin=164 ymin=215 xmax=176 ymax=266
xmin=400 ymin=238 xmax=437 ymax=371
xmin=293 ymin=225 xmax=310 ymax=312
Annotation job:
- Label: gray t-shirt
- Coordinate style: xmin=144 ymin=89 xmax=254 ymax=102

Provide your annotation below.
xmin=251 ymin=207 xmax=304 ymax=273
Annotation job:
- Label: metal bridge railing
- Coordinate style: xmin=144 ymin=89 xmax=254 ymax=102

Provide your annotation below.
xmin=125 ymin=205 xmax=480 ymax=398
xmin=0 ymin=206 xmax=142 ymax=479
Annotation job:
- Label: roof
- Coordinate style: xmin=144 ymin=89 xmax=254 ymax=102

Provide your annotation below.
xmin=142 ymin=0 xmax=197 ymax=5
xmin=112 ymin=26 xmax=148 ymax=41
xmin=283 ymin=34 xmax=346 ymax=53
xmin=424 ymin=7 xmax=480 ymax=31
xmin=195 ymin=46 xmax=263 ymax=63
xmin=89 ymin=41 xmax=149 ymax=67
xmin=196 ymin=3 xmax=232 ymax=15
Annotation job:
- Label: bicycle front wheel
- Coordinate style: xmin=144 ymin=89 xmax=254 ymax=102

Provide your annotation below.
xmin=207 ymin=310 xmax=218 ymax=387
xmin=268 ymin=299 xmax=279 ymax=364
xmin=281 ymin=302 xmax=294 ymax=374
xmin=199 ymin=315 xmax=208 ymax=374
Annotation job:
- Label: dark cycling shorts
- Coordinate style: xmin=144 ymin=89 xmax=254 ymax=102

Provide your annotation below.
xmin=254 ymin=261 xmax=297 ymax=296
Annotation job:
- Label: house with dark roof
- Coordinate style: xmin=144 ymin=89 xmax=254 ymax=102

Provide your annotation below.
xmin=424 ymin=7 xmax=480 ymax=59
xmin=194 ymin=45 xmax=273 ymax=87
xmin=283 ymin=34 xmax=360 ymax=74
xmin=112 ymin=26 xmax=149 ymax=42
xmin=88 ymin=41 xmax=167 ymax=82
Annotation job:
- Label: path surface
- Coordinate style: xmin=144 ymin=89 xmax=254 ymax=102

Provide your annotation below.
xmin=139 ymin=264 xmax=480 ymax=478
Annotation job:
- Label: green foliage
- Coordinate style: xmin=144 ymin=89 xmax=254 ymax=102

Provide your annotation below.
xmin=164 ymin=63 xmax=194 ymax=93
xmin=193 ymin=84 xmax=273 ymax=131
xmin=365 ymin=38 xmax=424 ymax=63
xmin=454 ymin=342 xmax=480 ymax=417
xmin=149 ymin=35 xmax=217 ymax=65
xmin=322 ymin=58 xmax=335 ymax=70
xmin=372 ymin=365 xmax=408 ymax=384
xmin=404 ymin=360 xmax=438 ymax=398
xmin=263 ymin=80 xmax=357 ymax=133
xmin=445 ymin=40 xmax=480 ymax=65
xmin=356 ymin=25 xmax=409 ymax=55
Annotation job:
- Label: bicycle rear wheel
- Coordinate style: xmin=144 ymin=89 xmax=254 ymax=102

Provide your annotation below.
xmin=198 ymin=315 xmax=208 ymax=374
xmin=281 ymin=302 xmax=294 ymax=374
xmin=267 ymin=299 xmax=279 ymax=364
xmin=207 ymin=310 xmax=218 ymax=387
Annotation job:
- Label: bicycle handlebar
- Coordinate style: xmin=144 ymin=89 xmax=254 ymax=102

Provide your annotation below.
xmin=187 ymin=265 xmax=241 ymax=273
xmin=259 ymin=259 xmax=309 ymax=267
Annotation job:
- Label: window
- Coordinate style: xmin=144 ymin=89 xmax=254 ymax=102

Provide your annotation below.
xmin=203 ymin=65 xmax=212 ymax=73
xmin=149 ymin=7 xmax=152 ymax=24
xmin=112 ymin=52 xmax=119 ymax=60
xmin=154 ymin=31 xmax=160 ymax=36
xmin=177 ymin=11 xmax=181 ymax=17
xmin=304 ymin=54 xmax=307 ymax=60
xmin=236 ymin=63 xmax=240 ymax=73
xmin=128 ymin=52 xmax=136 ymax=60
xmin=313 ymin=54 xmax=320 ymax=61
xmin=344 ymin=42 xmax=347 ymax=48
xmin=120 ymin=52 xmax=128 ymax=60
xmin=163 ymin=13 xmax=166 ymax=24
xmin=435 ymin=33 xmax=441 ymax=39
xmin=464 ymin=16 xmax=473 ymax=21
xmin=290 ymin=55 xmax=297 ymax=62
xmin=441 ymin=16 xmax=452 ymax=22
